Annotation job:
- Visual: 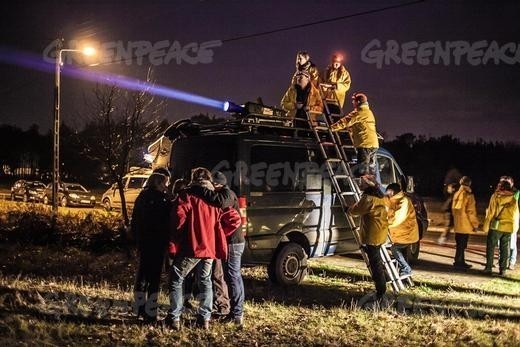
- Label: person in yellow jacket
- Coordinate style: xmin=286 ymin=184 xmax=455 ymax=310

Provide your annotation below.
xmin=385 ymin=183 xmax=419 ymax=277
xmin=330 ymin=93 xmax=379 ymax=176
xmin=451 ymin=176 xmax=479 ymax=270
xmin=483 ymin=177 xmax=520 ymax=275
xmin=281 ymin=70 xmax=323 ymax=127
xmin=323 ymin=54 xmax=351 ymax=109
xmin=291 ymin=51 xmax=320 ymax=87
xmin=348 ymin=175 xmax=388 ymax=299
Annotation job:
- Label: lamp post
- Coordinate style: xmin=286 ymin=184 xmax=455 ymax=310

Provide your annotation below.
xmin=52 ymin=39 xmax=96 ymax=211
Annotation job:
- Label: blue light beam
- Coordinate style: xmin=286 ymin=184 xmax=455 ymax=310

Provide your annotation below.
xmin=0 ymin=47 xmax=227 ymax=110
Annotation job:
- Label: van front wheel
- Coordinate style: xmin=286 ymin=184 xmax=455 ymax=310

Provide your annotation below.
xmin=269 ymin=242 xmax=308 ymax=286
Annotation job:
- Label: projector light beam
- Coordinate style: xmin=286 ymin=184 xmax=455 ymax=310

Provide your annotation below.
xmin=0 ymin=47 xmax=226 ymax=110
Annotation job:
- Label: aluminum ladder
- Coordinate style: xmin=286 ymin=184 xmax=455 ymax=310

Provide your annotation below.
xmin=305 ymin=84 xmax=413 ymax=293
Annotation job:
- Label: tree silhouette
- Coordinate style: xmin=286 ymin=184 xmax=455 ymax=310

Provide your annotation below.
xmin=79 ymin=70 xmax=166 ymax=225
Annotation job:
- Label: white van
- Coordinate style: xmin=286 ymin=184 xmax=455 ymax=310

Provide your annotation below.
xmin=101 ymin=167 xmax=152 ymax=211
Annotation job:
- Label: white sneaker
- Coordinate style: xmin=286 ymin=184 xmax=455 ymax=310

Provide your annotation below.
xmin=437 ymin=235 xmax=447 ymax=245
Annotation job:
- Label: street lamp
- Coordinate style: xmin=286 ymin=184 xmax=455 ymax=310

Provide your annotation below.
xmin=52 ymin=39 xmax=96 ymax=212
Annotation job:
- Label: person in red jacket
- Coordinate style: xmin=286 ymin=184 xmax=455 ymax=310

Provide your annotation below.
xmin=166 ymin=167 xmax=239 ymax=330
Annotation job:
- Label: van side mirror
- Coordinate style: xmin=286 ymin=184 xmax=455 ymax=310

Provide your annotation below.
xmin=406 ymin=176 xmax=415 ymax=193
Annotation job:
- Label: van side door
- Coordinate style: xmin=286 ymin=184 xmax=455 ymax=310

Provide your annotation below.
xmin=245 ymin=144 xmax=323 ymax=261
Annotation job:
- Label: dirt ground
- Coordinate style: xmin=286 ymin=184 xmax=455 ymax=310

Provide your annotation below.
xmin=314 ymin=227 xmax=518 ymax=287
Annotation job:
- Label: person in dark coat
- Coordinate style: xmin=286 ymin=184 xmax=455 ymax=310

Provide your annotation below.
xmin=131 ymin=167 xmax=172 ymax=323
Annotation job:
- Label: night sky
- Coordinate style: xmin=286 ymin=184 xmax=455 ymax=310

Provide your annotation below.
xmin=1 ymin=0 xmax=519 ymax=142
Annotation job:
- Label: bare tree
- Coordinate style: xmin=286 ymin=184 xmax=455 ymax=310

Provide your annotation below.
xmin=81 ymin=70 xmax=166 ymax=225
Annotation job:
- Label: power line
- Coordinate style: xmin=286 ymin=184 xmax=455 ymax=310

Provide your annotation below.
xmin=222 ymin=0 xmax=427 ymax=43
xmin=91 ymin=0 xmax=428 ymax=67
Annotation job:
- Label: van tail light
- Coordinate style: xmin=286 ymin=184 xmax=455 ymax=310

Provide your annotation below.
xmin=238 ymin=196 xmax=247 ymax=236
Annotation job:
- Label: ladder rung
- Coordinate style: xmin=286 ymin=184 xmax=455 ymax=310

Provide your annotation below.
xmin=320 ymin=142 xmax=335 ymax=147
xmin=340 ymin=191 xmax=356 ymax=196
xmin=314 ymin=126 xmax=329 ymax=131
xmin=326 ymin=158 xmax=342 ymax=163
xmin=334 ymin=175 xmax=350 ymax=179
xmin=399 ymin=273 xmax=412 ymax=280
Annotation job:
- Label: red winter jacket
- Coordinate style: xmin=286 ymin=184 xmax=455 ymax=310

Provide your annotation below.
xmin=169 ymin=187 xmax=240 ymax=259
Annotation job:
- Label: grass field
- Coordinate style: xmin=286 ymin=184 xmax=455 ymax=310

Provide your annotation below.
xmin=0 ymin=242 xmax=519 ymax=346
xmin=0 ymin=201 xmax=519 ymax=346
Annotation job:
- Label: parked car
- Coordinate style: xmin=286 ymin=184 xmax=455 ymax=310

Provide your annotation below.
xmin=150 ymin=115 xmax=427 ymax=285
xmin=42 ymin=182 xmax=96 ymax=207
xmin=101 ymin=168 xmax=152 ymax=211
xmin=10 ymin=180 xmax=46 ymax=202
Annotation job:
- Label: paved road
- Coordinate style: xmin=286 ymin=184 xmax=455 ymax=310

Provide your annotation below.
xmin=314 ymin=229 xmax=518 ymax=286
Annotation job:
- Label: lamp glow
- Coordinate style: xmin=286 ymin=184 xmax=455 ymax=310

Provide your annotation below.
xmin=82 ymin=47 xmax=96 ymax=56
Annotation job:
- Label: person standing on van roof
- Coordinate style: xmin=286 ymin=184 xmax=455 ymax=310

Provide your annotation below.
xmin=167 ymin=167 xmax=240 ymax=330
xmin=451 ymin=176 xmax=480 ymax=270
xmin=291 ymin=51 xmax=320 ymax=87
xmin=189 ymin=171 xmax=245 ymax=326
xmin=385 ymin=182 xmax=419 ymax=277
xmin=323 ymin=54 xmax=351 ymax=109
xmin=347 ymin=175 xmax=388 ymax=301
xmin=483 ymin=177 xmax=519 ymax=276
xmin=281 ymin=70 xmax=324 ymax=127
xmin=330 ymin=93 xmax=379 ymax=176
xmin=131 ymin=167 xmax=172 ymax=324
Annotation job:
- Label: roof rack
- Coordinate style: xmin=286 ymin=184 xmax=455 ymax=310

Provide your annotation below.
xmin=163 ymin=102 xmax=332 ymax=141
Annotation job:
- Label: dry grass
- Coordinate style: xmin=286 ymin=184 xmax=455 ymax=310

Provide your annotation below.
xmin=0 ymin=244 xmax=519 ymax=346
xmin=1 ymin=201 xmax=519 ymax=346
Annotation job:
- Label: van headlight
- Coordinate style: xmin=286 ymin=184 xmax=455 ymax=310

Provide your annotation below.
xmin=90 ymin=196 xmax=96 ymax=200
xmin=69 ymin=193 xmax=79 ymax=199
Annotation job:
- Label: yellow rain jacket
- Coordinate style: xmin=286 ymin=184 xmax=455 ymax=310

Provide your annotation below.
xmin=330 ymin=104 xmax=379 ymax=149
xmin=280 ymin=83 xmax=324 ymax=123
xmin=451 ymin=185 xmax=479 ymax=234
xmin=323 ymin=65 xmax=351 ymax=108
xmin=349 ymin=193 xmax=388 ymax=246
xmin=483 ymin=190 xmax=519 ymax=233
xmin=385 ymin=192 xmax=419 ymax=244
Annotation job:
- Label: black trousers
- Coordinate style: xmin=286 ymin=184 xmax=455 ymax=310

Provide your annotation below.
xmin=454 ymin=233 xmax=469 ymax=265
xmin=365 ymin=245 xmax=387 ymax=297
xmin=355 ymin=148 xmax=378 ymax=176
xmin=134 ymin=241 xmax=165 ymax=319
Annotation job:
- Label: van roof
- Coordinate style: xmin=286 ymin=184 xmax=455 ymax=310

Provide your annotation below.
xmin=164 ymin=114 xmax=345 ymax=145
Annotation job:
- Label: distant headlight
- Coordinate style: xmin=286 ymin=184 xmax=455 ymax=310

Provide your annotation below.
xmin=69 ymin=193 xmax=79 ymax=199
xmin=29 ymin=190 xmax=36 ymax=194
xmin=90 ymin=196 xmax=96 ymax=200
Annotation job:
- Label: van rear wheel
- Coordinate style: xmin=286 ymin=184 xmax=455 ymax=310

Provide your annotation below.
xmin=269 ymin=242 xmax=308 ymax=286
